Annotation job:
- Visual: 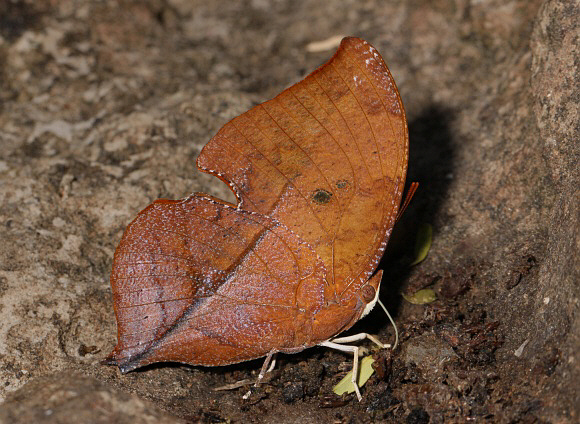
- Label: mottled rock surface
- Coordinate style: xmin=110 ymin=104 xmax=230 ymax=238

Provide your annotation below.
xmin=0 ymin=0 xmax=577 ymax=422
xmin=0 ymin=372 xmax=184 ymax=424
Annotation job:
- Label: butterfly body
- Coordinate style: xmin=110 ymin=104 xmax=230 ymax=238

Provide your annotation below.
xmin=106 ymin=37 xmax=408 ymax=378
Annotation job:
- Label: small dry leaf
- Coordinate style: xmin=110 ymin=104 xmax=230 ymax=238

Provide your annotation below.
xmin=411 ymin=223 xmax=432 ymax=265
xmin=333 ymin=356 xmax=376 ymax=396
xmin=403 ymin=288 xmax=437 ymax=305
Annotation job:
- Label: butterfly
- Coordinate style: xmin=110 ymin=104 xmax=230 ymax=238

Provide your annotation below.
xmin=105 ymin=37 xmax=409 ymax=401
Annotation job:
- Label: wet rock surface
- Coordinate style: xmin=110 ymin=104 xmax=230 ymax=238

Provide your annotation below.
xmin=0 ymin=0 xmax=577 ymax=422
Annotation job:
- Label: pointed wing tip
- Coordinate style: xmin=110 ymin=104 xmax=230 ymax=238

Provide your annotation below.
xmin=336 ymin=37 xmax=392 ymax=75
xmin=339 ymin=36 xmax=366 ymax=47
xmin=102 ymin=349 xmax=140 ymax=374
xmin=338 ymin=36 xmax=374 ymax=53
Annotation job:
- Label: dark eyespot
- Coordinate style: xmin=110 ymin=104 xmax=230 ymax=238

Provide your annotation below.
xmin=312 ymin=189 xmax=332 ymax=204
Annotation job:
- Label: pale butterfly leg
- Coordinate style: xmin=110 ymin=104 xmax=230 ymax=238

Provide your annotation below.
xmin=242 ymin=350 xmax=278 ymax=400
xmin=320 ymin=299 xmax=399 ymax=401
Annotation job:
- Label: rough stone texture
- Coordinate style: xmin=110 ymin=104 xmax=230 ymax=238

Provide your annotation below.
xmin=0 ymin=372 xmax=184 ymax=423
xmin=0 ymin=0 xmax=577 ymax=422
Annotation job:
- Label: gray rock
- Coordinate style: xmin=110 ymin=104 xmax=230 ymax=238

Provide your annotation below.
xmin=0 ymin=373 xmax=183 ymax=423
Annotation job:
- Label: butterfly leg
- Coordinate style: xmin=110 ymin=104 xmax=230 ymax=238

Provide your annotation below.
xmin=330 ymin=333 xmax=391 ymax=349
xmin=242 ymin=350 xmax=278 ymax=400
xmin=257 ymin=350 xmax=277 ymax=383
xmin=319 ymin=340 xmax=363 ymax=401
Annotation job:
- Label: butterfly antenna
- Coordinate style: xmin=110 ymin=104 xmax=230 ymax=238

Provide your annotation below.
xmin=377 ymin=299 xmax=398 ymax=350
xmin=396 ymin=182 xmax=419 ymax=222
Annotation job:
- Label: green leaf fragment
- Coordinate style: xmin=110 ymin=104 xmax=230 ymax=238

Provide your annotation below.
xmin=403 ymin=288 xmax=437 ymax=304
xmin=332 ymin=355 xmax=376 ymax=396
xmin=411 ymin=223 xmax=432 ymax=265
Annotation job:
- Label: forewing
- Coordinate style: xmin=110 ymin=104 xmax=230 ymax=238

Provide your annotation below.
xmin=197 ymin=37 xmax=408 ymax=299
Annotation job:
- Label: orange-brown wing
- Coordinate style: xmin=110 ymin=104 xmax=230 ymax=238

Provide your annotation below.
xmin=197 ymin=37 xmax=408 ymax=301
xmin=106 ymin=195 xmax=326 ymax=371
